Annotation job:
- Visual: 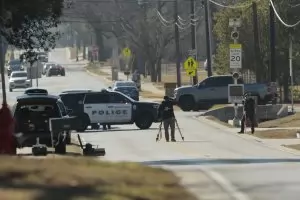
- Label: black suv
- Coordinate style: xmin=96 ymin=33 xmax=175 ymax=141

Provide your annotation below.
xmin=12 ymin=94 xmax=71 ymax=154
xmin=59 ymin=89 xmax=160 ymax=132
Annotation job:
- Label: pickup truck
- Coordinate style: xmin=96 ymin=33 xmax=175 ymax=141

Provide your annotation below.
xmin=173 ymin=75 xmax=277 ymax=111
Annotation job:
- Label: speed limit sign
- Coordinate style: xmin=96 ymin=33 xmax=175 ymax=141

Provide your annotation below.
xmin=229 ymin=44 xmax=242 ymax=69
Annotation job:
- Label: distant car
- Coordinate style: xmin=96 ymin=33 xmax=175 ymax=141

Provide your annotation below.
xmin=37 ymin=52 xmax=49 ymax=63
xmin=113 ymin=86 xmax=139 ymax=101
xmin=113 ymin=81 xmax=137 ymax=88
xmin=46 ymin=64 xmax=65 ymax=77
xmin=9 ymin=71 xmax=31 ymax=92
xmin=7 ymin=59 xmax=25 ymax=76
xmin=43 ymin=63 xmax=56 ymax=75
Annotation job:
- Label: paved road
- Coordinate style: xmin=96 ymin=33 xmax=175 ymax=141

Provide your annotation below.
xmin=2 ymin=48 xmax=300 ymax=199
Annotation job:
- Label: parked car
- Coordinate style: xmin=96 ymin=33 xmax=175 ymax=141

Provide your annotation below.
xmin=113 ymin=81 xmax=137 ymax=88
xmin=7 ymin=59 xmax=25 ymax=76
xmin=9 ymin=71 xmax=31 ymax=92
xmin=43 ymin=62 xmax=56 ymax=75
xmin=12 ymin=93 xmax=71 ymax=154
xmin=46 ymin=64 xmax=65 ymax=76
xmin=174 ymin=75 xmax=278 ymax=111
xmin=113 ymin=86 xmax=139 ymax=101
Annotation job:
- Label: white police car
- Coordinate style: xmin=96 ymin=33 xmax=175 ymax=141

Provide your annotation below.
xmin=59 ymin=89 xmax=160 ymax=132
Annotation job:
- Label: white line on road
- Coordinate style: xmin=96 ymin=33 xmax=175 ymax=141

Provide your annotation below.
xmin=203 ymin=168 xmax=251 ymax=200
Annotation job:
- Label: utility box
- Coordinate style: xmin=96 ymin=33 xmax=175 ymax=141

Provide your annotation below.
xmin=112 ymin=67 xmax=118 ymax=81
xmin=164 ymin=83 xmax=177 ymax=97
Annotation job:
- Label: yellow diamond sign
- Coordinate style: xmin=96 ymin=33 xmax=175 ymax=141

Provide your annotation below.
xmin=122 ymin=47 xmax=131 ymax=57
xmin=184 ymin=56 xmax=198 ymax=71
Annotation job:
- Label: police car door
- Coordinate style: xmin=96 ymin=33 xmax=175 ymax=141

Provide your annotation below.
xmin=83 ymin=93 xmax=109 ymax=123
xmin=107 ymin=92 xmax=132 ymax=123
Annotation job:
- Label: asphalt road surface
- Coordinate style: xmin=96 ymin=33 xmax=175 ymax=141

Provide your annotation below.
xmin=2 ymin=48 xmax=300 ymax=200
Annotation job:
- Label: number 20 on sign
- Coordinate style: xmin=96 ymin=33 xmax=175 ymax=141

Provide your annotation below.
xmin=229 ymin=44 xmax=242 ymax=69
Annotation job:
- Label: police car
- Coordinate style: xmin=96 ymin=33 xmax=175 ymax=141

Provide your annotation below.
xmin=59 ymin=89 xmax=160 ymax=132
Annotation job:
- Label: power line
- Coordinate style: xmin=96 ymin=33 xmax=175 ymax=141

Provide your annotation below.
xmin=209 ymin=0 xmax=256 ymax=9
xmin=269 ymin=0 xmax=300 ymax=27
xmin=68 ymin=0 xmax=191 ymax=3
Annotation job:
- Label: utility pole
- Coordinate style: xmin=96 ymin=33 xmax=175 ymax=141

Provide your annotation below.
xmin=252 ymin=2 xmax=261 ymax=82
xmin=204 ymin=0 xmax=212 ymax=77
xmin=0 ymin=0 xmax=7 ymax=105
xmin=174 ymin=0 xmax=181 ymax=87
xmin=190 ymin=0 xmax=198 ymax=84
xmin=289 ymin=31 xmax=294 ymax=113
xmin=269 ymin=0 xmax=276 ymax=82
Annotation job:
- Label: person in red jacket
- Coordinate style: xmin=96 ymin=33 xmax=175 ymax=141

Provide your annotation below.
xmin=0 ymin=103 xmax=16 ymax=155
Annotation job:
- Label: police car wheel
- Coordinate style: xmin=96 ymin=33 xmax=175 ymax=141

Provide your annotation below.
xmin=135 ymin=113 xmax=153 ymax=129
xmin=76 ymin=114 xmax=90 ymax=132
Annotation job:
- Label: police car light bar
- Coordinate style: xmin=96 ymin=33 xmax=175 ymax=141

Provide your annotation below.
xmin=228 ymin=84 xmax=244 ymax=103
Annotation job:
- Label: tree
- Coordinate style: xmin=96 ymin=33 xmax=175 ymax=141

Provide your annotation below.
xmin=1 ymin=0 xmax=64 ymax=59
xmin=213 ymin=0 xmax=300 ymax=78
xmin=213 ymin=0 xmax=300 ymax=102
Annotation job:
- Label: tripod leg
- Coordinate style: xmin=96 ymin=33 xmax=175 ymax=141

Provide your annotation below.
xmin=156 ymin=122 xmax=163 ymax=142
xmin=175 ymin=119 xmax=184 ymax=141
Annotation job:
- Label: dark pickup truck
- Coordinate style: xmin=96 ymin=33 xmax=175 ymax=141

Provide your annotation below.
xmin=174 ymin=75 xmax=277 ymax=111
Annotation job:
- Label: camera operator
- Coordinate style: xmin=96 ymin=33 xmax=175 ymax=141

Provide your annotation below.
xmin=238 ymin=94 xmax=256 ymax=134
xmin=158 ymin=96 xmax=177 ymax=142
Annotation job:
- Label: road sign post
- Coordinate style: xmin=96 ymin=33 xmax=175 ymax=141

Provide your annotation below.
xmin=229 ymin=18 xmax=242 ymax=127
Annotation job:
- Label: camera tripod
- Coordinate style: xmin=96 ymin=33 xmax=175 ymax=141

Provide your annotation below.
xmin=156 ymin=118 xmax=184 ymax=142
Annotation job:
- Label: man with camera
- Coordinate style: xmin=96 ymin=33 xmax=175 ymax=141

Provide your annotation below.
xmin=158 ymin=96 xmax=177 ymax=142
xmin=238 ymin=94 xmax=256 ymax=134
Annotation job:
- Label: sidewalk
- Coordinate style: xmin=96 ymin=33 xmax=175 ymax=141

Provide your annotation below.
xmin=197 ymin=116 xmax=300 ymax=156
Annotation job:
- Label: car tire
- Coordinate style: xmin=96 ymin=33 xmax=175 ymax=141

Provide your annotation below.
xmin=179 ymin=95 xmax=195 ymax=111
xmin=9 ymin=88 xmax=12 ymax=92
xmin=55 ymin=134 xmax=66 ymax=155
xmin=135 ymin=112 xmax=153 ymax=129
xmin=61 ymin=71 xmax=65 ymax=76
xmin=76 ymin=114 xmax=90 ymax=132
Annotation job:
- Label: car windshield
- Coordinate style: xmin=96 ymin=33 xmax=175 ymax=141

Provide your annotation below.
xmin=46 ymin=64 xmax=55 ymax=68
xmin=116 ymin=81 xmax=136 ymax=87
xmin=115 ymin=86 xmax=137 ymax=92
xmin=9 ymin=60 xmax=21 ymax=69
xmin=9 ymin=60 xmax=21 ymax=65
xmin=11 ymin=72 xmax=27 ymax=78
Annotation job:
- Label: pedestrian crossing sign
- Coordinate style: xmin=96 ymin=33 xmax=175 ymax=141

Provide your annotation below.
xmin=122 ymin=48 xmax=131 ymax=58
xmin=184 ymin=56 xmax=198 ymax=71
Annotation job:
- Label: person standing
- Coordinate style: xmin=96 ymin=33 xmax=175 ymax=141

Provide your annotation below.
xmin=238 ymin=95 xmax=256 ymax=134
xmin=158 ymin=96 xmax=177 ymax=142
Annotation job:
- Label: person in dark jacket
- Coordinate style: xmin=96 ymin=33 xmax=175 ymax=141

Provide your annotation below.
xmin=238 ymin=95 xmax=256 ymax=134
xmin=158 ymin=96 xmax=177 ymax=142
